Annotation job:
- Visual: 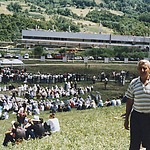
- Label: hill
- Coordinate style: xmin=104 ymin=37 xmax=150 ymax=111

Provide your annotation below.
xmin=0 ymin=106 xmax=128 ymax=149
xmin=0 ymin=62 xmax=132 ymax=149
xmin=0 ymin=0 xmax=149 ymax=41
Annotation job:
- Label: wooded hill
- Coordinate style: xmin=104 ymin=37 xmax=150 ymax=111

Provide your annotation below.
xmin=0 ymin=0 xmax=149 ymax=42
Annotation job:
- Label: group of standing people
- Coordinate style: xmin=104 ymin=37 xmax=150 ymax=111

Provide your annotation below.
xmin=0 ymin=67 xmax=100 ymax=84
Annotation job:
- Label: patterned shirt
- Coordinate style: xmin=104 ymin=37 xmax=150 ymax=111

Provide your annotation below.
xmin=125 ymin=76 xmax=150 ymax=113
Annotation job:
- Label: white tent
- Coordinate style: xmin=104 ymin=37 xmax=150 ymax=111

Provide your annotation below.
xmin=0 ymin=59 xmax=24 ymax=65
xmin=0 ymin=59 xmax=12 ymax=64
xmin=11 ymin=59 xmax=24 ymax=65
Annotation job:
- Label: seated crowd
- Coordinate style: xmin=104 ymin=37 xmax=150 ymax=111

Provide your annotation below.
xmin=0 ymin=68 xmax=122 ymax=147
xmin=0 ymin=82 xmax=122 ymax=120
xmin=2 ymin=113 xmax=60 ymax=146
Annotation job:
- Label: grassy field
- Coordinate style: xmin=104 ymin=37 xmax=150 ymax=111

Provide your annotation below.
xmin=3 ymin=61 xmax=137 ymax=100
xmin=0 ymin=107 xmax=129 ymax=150
xmin=70 ymin=7 xmax=93 ymax=17
xmin=22 ymin=60 xmax=137 ymax=74
xmin=0 ymin=62 xmax=138 ymax=149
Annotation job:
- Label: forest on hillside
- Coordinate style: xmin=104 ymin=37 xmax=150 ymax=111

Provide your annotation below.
xmin=0 ymin=0 xmax=149 ymax=41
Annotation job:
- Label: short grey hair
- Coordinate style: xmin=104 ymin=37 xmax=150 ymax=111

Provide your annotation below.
xmin=137 ymin=59 xmax=150 ymax=68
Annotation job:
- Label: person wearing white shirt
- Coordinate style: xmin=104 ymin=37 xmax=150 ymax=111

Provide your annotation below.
xmin=45 ymin=113 xmax=60 ymax=133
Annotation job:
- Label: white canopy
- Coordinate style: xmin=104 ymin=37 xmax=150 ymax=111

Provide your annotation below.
xmin=11 ymin=59 xmax=24 ymax=64
xmin=0 ymin=59 xmax=24 ymax=65
xmin=0 ymin=59 xmax=12 ymax=64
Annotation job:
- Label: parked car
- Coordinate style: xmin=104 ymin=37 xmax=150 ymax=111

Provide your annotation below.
xmin=129 ymin=57 xmax=135 ymax=61
xmin=13 ymin=54 xmax=21 ymax=59
xmin=97 ymin=56 xmax=103 ymax=60
xmin=0 ymin=53 xmax=2 ymax=58
xmin=74 ymin=56 xmax=83 ymax=60
xmin=46 ymin=54 xmax=53 ymax=59
xmin=53 ymin=53 xmax=65 ymax=59
xmin=24 ymin=53 xmax=29 ymax=59
xmin=115 ymin=57 xmax=120 ymax=61
xmin=88 ymin=56 xmax=94 ymax=60
xmin=109 ymin=57 xmax=115 ymax=61
xmin=4 ymin=53 xmax=13 ymax=58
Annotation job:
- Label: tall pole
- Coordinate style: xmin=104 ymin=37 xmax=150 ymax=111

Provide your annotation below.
xmin=99 ymin=21 xmax=102 ymax=34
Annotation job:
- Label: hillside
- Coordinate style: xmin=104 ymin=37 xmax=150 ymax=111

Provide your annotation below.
xmin=0 ymin=0 xmax=149 ymax=41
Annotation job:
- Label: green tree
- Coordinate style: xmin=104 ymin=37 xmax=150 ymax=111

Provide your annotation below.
xmin=7 ymin=2 xmax=22 ymax=13
xmin=59 ymin=49 xmax=66 ymax=54
xmin=33 ymin=46 xmax=44 ymax=57
xmin=139 ymin=13 xmax=150 ymax=23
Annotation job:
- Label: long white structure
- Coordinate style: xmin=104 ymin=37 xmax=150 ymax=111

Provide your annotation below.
xmin=20 ymin=29 xmax=150 ymax=48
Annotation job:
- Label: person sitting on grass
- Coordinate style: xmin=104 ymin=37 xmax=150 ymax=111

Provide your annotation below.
xmin=104 ymin=99 xmax=112 ymax=107
xmin=17 ymin=103 xmax=27 ymax=126
xmin=3 ymin=121 xmax=26 ymax=146
xmin=44 ymin=113 xmax=60 ymax=133
xmin=27 ymin=115 xmax=45 ymax=139
xmin=97 ymin=99 xmax=104 ymax=107
xmin=23 ymin=118 xmax=36 ymax=140
xmin=2 ymin=121 xmax=16 ymax=146
xmin=13 ymin=121 xmax=26 ymax=144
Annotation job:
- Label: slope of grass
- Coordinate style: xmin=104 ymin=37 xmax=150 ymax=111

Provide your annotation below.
xmin=0 ymin=106 xmax=129 ymax=150
xmin=0 ymin=1 xmax=114 ymax=34
xmin=69 ymin=7 xmax=93 ymax=17
xmin=0 ymin=2 xmax=12 ymax=15
xmin=0 ymin=62 xmax=136 ymax=149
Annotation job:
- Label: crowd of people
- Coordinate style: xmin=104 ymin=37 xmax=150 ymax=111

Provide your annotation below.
xmin=0 ymin=67 xmax=132 ymax=85
xmin=0 ymin=81 xmax=123 ymax=121
xmin=2 ymin=113 xmax=60 ymax=146
xmin=0 ymin=86 xmax=122 ymax=146
xmin=0 ymin=67 xmax=124 ymax=147
xmin=0 ymin=67 xmax=96 ymax=84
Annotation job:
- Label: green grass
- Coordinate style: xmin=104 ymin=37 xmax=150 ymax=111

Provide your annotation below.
xmin=22 ymin=60 xmax=137 ymax=74
xmin=0 ymin=106 xmax=129 ymax=150
xmin=5 ymin=62 xmax=136 ymax=100
xmin=0 ymin=62 xmax=136 ymax=149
